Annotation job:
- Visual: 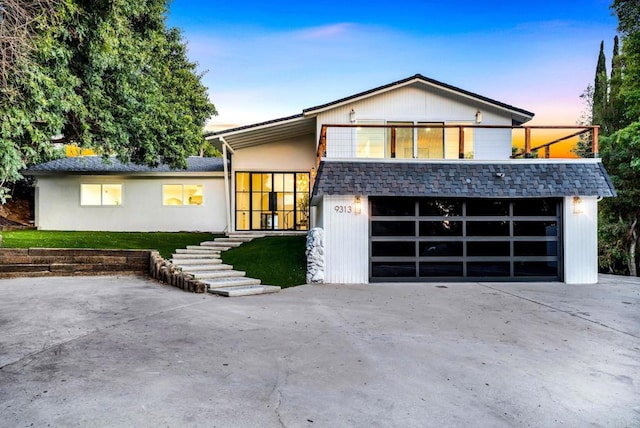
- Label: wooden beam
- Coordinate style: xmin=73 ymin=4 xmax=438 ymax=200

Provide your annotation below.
xmin=592 ymin=126 xmax=599 ymax=158
xmin=458 ymin=126 xmax=465 ymax=159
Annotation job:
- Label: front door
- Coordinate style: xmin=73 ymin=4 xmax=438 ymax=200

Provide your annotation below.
xmin=235 ymin=172 xmax=309 ymax=231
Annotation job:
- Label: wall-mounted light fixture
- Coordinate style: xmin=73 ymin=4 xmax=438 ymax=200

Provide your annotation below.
xmin=573 ymin=196 xmax=583 ymax=214
xmin=354 ymin=196 xmax=362 ymax=214
xmin=350 ymin=109 xmax=356 ymax=123
xmin=475 ymin=110 xmax=482 ymax=124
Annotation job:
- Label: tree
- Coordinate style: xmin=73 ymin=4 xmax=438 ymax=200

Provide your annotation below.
xmin=0 ymin=0 xmax=217 ymax=202
xmin=592 ymin=41 xmax=608 ymax=129
xmin=596 ymin=0 xmax=640 ymax=276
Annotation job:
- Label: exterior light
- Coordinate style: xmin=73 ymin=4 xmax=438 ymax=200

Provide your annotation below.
xmin=475 ymin=110 xmax=482 ymax=124
xmin=350 ymin=109 xmax=356 ymax=123
xmin=354 ymin=196 xmax=362 ymax=214
xmin=573 ymin=196 xmax=583 ymax=214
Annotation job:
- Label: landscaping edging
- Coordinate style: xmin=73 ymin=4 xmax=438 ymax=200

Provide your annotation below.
xmin=149 ymin=251 xmax=207 ymax=293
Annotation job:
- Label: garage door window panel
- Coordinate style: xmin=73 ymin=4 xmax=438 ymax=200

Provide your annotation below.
xmin=419 ymin=220 xmax=463 ymax=236
xmin=370 ymin=197 xmax=561 ymax=281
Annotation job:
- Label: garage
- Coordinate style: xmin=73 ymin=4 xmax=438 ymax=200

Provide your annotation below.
xmin=370 ymin=197 xmax=561 ymax=282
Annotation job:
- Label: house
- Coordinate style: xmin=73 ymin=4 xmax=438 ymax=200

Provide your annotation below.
xmin=25 ymin=156 xmax=227 ymax=232
xmin=26 ymin=74 xmax=616 ymax=284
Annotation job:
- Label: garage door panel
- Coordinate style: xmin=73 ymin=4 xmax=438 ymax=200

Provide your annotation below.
xmin=370 ymin=197 xmax=561 ymax=282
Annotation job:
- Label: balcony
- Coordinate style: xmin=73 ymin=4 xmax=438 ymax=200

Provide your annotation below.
xmin=314 ymin=124 xmax=599 ymax=168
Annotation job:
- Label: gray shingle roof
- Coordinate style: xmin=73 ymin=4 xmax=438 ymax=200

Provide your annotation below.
xmin=24 ymin=156 xmax=225 ymax=175
xmin=313 ymin=161 xmax=616 ymax=198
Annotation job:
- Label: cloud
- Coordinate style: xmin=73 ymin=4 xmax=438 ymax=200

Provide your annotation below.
xmin=296 ymin=23 xmax=355 ymax=40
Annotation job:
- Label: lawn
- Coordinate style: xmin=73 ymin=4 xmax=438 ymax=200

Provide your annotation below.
xmin=1 ymin=230 xmax=307 ymax=288
xmin=221 ymin=236 xmax=306 ymax=288
xmin=0 ymin=230 xmax=220 ymax=259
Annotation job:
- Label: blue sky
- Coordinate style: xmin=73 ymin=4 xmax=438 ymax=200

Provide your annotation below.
xmin=167 ymin=0 xmax=618 ymax=127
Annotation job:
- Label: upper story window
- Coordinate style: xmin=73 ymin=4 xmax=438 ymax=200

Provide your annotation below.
xmin=162 ymin=184 xmax=203 ymax=206
xmin=81 ymin=184 xmax=122 ymax=206
xmin=355 ymin=121 xmax=448 ymax=159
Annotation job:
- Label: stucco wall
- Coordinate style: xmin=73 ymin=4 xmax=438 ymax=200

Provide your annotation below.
xmin=563 ymin=196 xmax=599 ymax=284
xmin=320 ymin=195 xmax=369 ymax=284
xmin=233 ymin=135 xmax=316 ymax=171
xmin=35 ymin=175 xmax=226 ymax=232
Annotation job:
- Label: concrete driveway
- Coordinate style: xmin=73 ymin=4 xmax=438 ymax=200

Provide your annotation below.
xmin=0 ymin=275 xmax=638 ymax=427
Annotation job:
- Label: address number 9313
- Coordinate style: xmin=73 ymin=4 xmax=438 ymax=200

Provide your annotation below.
xmin=334 ymin=205 xmax=353 ymax=214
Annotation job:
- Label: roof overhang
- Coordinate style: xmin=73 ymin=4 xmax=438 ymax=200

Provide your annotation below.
xmin=205 ymin=114 xmax=316 ymax=151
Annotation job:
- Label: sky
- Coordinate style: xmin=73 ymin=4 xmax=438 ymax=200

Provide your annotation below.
xmin=166 ymin=0 xmax=619 ymax=129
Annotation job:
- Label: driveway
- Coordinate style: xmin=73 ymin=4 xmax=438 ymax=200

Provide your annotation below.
xmin=0 ymin=275 xmax=638 ymax=427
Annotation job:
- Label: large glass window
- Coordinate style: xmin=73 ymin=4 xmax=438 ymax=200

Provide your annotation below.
xmin=387 ymin=122 xmax=413 ymax=159
xmin=162 ymin=184 xmax=203 ymax=206
xmin=235 ymin=172 xmax=309 ymax=231
xmin=417 ymin=123 xmax=444 ymax=159
xmin=356 ymin=121 xmax=385 ymax=158
xmin=81 ymin=184 xmax=122 ymax=206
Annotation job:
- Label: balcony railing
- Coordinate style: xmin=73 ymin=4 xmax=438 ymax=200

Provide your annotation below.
xmin=312 ymin=123 xmax=598 ymax=191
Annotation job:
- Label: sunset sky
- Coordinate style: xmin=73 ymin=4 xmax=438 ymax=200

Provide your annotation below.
xmin=167 ymin=0 xmax=618 ymax=135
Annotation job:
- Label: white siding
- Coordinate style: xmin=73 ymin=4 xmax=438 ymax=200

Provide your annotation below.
xmin=315 ymin=85 xmax=514 ymax=160
xmin=322 ymin=195 xmax=369 ymax=284
xmin=35 ymin=175 xmax=226 ymax=232
xmin=563 ymin=196 xmax=599 ymax=284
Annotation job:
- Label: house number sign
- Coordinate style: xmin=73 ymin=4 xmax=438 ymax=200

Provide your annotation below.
xmin=334 ymin=205 xmax=353 ymax=214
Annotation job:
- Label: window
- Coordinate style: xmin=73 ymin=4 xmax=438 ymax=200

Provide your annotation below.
xmin=235 ymin=172 xmax=309 ymax=231
xmin=162 ymin=184 xmax=203 ymax=206
xmin=81 ymin=184 xmax=122 ymax=206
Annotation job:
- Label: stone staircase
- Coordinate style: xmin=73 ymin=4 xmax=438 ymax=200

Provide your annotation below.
xmin=170 ymin=233 xmax=281 ymax=297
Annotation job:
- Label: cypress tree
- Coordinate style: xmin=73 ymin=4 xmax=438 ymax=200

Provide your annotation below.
xmin=593 ymin=41 xmax=608 ymax=129
xmin=606 ymin=35 xmax=626 ymax=133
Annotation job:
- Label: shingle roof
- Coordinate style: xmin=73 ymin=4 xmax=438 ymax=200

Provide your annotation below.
xmin=313 ymin=161 xmax=616 ymax=199
xmin=24 ymin=156 xmax=225 ymax=175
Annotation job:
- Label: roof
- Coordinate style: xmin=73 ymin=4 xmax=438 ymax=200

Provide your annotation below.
xmin=205 ymin=114 xmax=315 ymax=151
xmin=205 ymin=74 xmax=535 ymax=151
xmin=24 ymin=156 xmax=225 ymax=175
xmin=312 ymin=160 xmax=616 ymax=199
xmin=303 ymin=74 xmax=535 ymax=124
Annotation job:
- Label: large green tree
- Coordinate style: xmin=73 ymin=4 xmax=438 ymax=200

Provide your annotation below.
xmin=597 ymin=0 xmax=640 ymax=276
xmin=0 ymin=0 xmax=216 ymax=202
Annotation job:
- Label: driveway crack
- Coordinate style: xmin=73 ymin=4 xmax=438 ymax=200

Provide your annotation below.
xmin=477 ymin=283 xmax=639 ymax=339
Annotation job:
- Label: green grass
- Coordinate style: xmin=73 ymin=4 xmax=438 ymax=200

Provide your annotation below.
xmin=0 ymin=230 xmax=220 ymax=259
xmin=221 ymin=236 xmax=306 ymax=288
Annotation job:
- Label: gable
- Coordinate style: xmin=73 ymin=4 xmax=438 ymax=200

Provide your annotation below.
xmin=303 ymin=74 xmax=534 ymax=125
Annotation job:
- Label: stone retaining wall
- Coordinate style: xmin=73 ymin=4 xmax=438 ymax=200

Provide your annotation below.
xmin=0 ymin=248 xmax=151 ymax=278
xmin=0 ymin=248 xmax=208 ymax=294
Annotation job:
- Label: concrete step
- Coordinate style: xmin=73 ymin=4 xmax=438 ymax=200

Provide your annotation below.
xmin=170 ymin=257 xmax=220 ymax=265
xmin=176 ymin=248 xmax=222 ymax=254
xmin=201 ymin=277 xmax=261 ymax=288
xmin=171 ymin=253 xmax=218 ymax=260
xmin=219 ymin=236 xmax=257 ymax=243
xmin=213 ymin=238 xmax=251 ymax=244
xmin=177 ymin=262 xmax=226 ymax=272
xmin=209 ymin=285 xmax=281 ymax=297
xmin=199 ymin=241 xmax=240 ymax=248
xmin=191 ymin=270 xmax=246 ymax=280
xmin=227 ymin=233 xmax=266 ymax=239
xmin=180 ymin=264 xmax=234 ymax=274
xmin=185 ymin=245 xmax=224 ymax=252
